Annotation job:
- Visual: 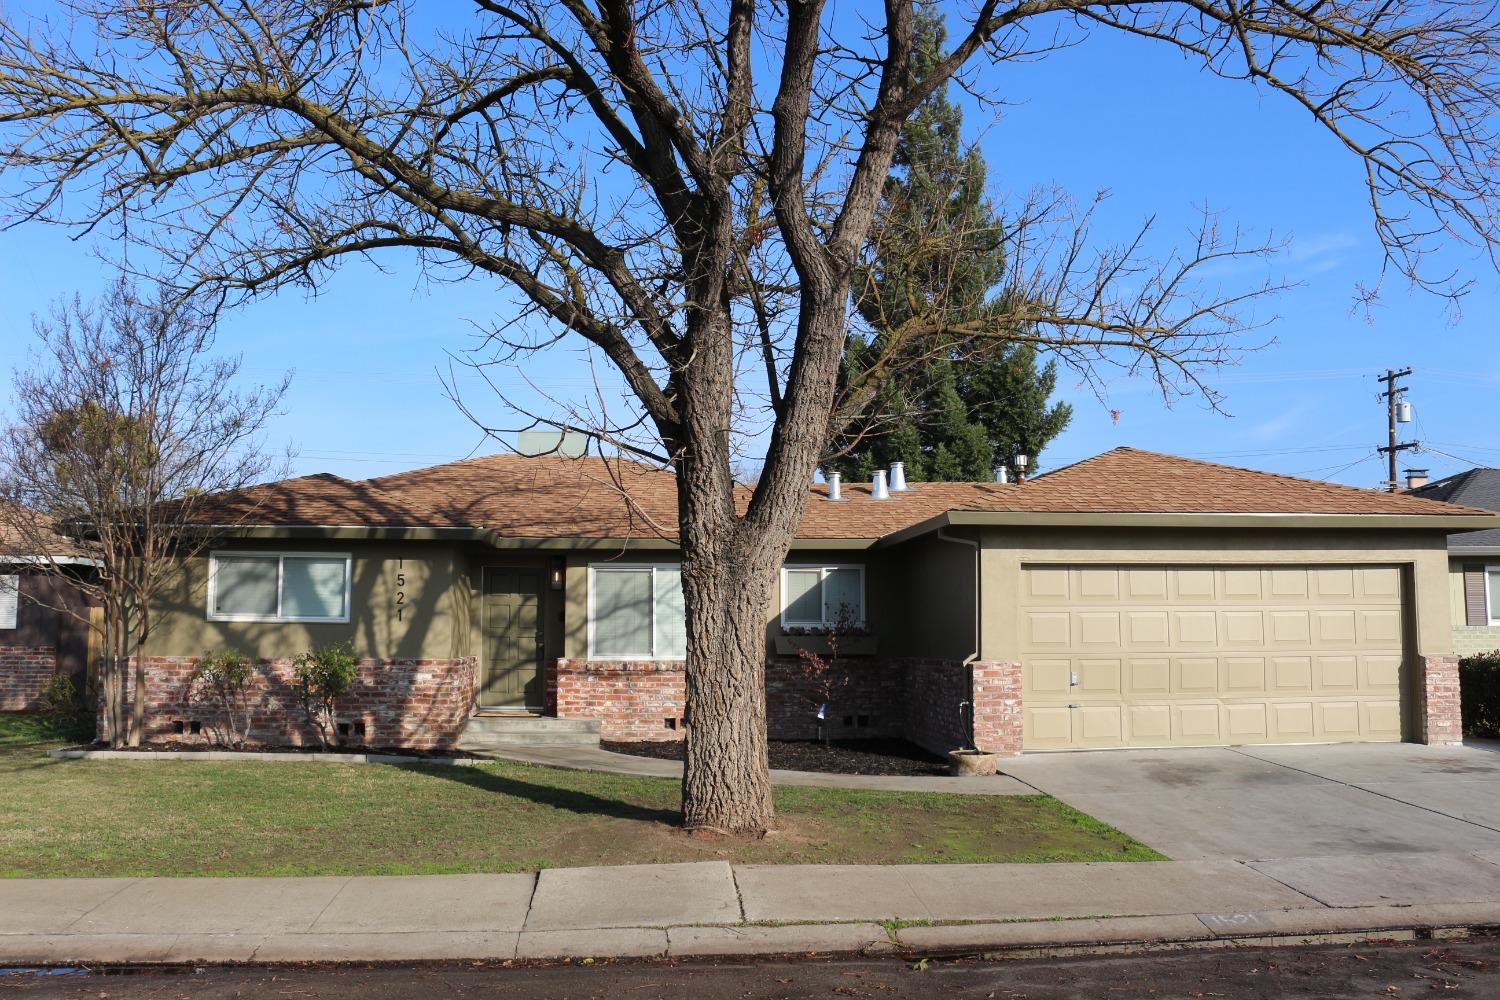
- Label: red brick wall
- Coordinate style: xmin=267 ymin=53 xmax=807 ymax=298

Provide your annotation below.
xmin=112 ymin=655 xmax=479 ymax=749
xmin=1421 ymin=653 xmax=1463 ymax=747
xmin=554 ymin=656 xmax=1025 ymax=754
xmin=0 ymin=644 xmax=58 ymax=711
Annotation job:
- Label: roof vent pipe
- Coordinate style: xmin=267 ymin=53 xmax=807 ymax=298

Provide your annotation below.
xmin=1404 ymin=468 xmax=1429 ymax=490
xmin=1015 ymin=453 xmax=1029 ymax=484
xmin=871 ymin=469 xmax=889 ymax=500
xmin=826 ymin=471 xmax=843 ymax=501
xmin=889 ymin=461 xmax=908 ymax=492
xmin=995 ymin=466 xmax=1009 ymax=484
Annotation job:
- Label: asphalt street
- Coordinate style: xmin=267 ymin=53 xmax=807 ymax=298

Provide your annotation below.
xmin=4 ymin=936 xmax=1500 ymax=999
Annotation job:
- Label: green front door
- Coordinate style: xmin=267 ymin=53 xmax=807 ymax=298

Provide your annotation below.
xmin=481 ymin=568 xmax=543 ymax=708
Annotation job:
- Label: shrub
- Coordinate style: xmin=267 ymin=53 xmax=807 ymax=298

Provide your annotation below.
xmin=1460 ymin=651 xmax=1500 ymax=738
xmin=292 ymin=642 xmax=358 ymax=749
xmin=191 ymin=650 xmax=256 ymax=748
xmin=37 ymin=672 xmax=92 ymax=742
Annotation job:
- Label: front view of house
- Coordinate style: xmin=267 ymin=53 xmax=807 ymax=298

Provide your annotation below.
xmin=126 ymin=447 xmax=1496 ymax=755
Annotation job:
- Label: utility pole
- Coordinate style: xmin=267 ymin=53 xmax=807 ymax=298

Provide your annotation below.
xmin=1377 ymin=367 xmax=1418 ymax=492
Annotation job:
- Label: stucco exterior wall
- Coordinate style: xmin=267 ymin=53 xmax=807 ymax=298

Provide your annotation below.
xmin=145 ymin=540 xmax=467 ymax=662
xmin=1446 ymin=556 xmax=1500 ymax=656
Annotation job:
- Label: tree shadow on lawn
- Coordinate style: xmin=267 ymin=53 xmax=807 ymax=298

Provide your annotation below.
xmin=401 ymin=761 xmax=680 ymax=826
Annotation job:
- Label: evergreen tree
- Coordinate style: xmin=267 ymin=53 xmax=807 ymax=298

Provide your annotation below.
xmin=827 ymin=9 xmax=1071 ymax=484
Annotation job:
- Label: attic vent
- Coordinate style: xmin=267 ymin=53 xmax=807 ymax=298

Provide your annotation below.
xmin=871 ymin=469 xmax=889 ymax=500
xmin=889 ymin=461 xmax=909 ymax=492
xmin=827 ymin=471 xmax=843 ymax=501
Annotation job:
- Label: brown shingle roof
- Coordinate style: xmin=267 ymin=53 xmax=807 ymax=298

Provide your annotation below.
xmin=0 ymin=500 xmax=91 ymax=559
xmin=192 ymin=446 xmax=1494 ymax=541
xmin=185 ymin=473 xmax=451 ymax=529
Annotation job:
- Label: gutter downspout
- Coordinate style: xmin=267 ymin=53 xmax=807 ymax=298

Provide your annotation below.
xmin=936 ymin=527 xmax=981 ymax=748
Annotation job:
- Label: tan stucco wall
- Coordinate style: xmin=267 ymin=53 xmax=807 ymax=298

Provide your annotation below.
xmin=145 ymin=540 xmax=467 ymax=661
xmin=976 ymin=527 xmax=1454 ymax=663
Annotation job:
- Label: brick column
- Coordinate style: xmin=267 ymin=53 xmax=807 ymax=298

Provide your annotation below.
xmin=970 ymin=660 xmax=1023 ymax=757
xmin=1419 ymin=654 xmax=1463 ymax=747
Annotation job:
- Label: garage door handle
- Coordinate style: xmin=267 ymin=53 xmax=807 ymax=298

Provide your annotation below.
xmin=1067 ymin=703 xmax=1081 ymax=709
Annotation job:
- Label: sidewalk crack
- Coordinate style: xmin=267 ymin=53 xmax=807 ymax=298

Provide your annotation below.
xmin=729 ymin=865 xmax=747 ymax=925
xmin=59 ymin=878 xmax=140 ymax=932
xmin=1232 ymin=858 xmax=1337 ymax=909
xmin=305 ymin=877 xmax=353 ymax=933
xmin=519 ymin=870 xmax=543 ymax=931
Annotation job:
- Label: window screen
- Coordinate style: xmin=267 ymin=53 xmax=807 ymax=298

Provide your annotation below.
xmin=592 ymin=568 xmax=654 ymax=657
xmin=212 ymin=555 xmax=279 ymax=617
xmin=282 ymin=557 xmax=347 ymax=619
xmin=783 ymin=568 xmax=823 ymax=624
xmin=782 ymin=565 xmax=865 ymax=628
xmin=654 ymin=566 xmax=688 ymax=659
xmin=1490 ymin=569 xmax=1500 ymax=623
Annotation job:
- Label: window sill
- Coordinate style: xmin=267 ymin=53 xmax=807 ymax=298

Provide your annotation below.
xmin=774 ymin=634 xmax=878 ymax=657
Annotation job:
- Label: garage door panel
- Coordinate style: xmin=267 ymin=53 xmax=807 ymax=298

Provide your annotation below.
xmin=1359 ymin=609 xmax=1402 ymax=646
xmin=1225 ymin=703 xmax=1269 ymax=741
xmin=1174 ymin=611 xmax=1218 ymax=645
xmin=1021 ymin=563 xmax=1408 ymax=750
xmin=1175 ymin=656 xmax=1220 ymax=694
xmin=1271 ymin=656 xmax=1313 ymax=692
xmin=1365 ymin=654 xmax=1402 ymax=689
xmin=1271 ymin=702 xmax=1315 ymax=741
xmin=1025 ymin=707 xmax=1074 ymax=748
xmin=1366 ymin=700 xmax=1402 ymax=738
xmin=1029 ymin=659 xmax=1072 ymax=695
xmin=1078 ymin=659 xmax=1122 ymax=696
xmin=1174 ymin=703 xmax=1222 ymax=742
xmin=1076 ymin=612 xmax=1121 ymax=647
xmin=1027 ymin=612 xmax=1071 ymax=647
xmin=1128 ymin=705 xmax=1171 ymax=744
xmin=1126 ymin=657 xmax=1171 ymax=695
xmin=1126 ymin=611 xmax=1170 ymax=646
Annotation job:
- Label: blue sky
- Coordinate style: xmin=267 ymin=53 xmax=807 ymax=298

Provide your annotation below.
xmin=2 ymin=8 xmax=1497 ymax=489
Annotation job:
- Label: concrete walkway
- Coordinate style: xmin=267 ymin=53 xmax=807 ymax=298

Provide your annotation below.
xmin=4 ymin=855 xmax=1500 ymax=965
xmin=487 ymin=744 xmax=1035 ymax=794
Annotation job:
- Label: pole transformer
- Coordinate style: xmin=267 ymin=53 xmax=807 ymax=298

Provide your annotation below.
xmin=1376 ymin=368 xmax=1418 ymax=492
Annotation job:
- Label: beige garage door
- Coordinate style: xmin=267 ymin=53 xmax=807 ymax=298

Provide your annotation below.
xmin=1020 ymin=565 xmax=1407 ymax=749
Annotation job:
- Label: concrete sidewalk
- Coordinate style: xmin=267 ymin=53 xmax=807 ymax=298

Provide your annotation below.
xmin=5 ymin=854 xmax=1500 ymax=965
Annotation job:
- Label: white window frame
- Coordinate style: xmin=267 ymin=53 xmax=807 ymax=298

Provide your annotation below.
xmin=1487 ymin=565 xmax=1500 ymax=627
xmin=780 ymin=563 xmax=866 ymax=629
xmin=587 ymin=563 xmax=684 ymax=660
xmin=207 ymin=551 xmax=352 ymax=624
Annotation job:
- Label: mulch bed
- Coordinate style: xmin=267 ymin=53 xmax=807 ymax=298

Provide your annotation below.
xmin=69 ymin=741 xmax=484 ymax=760
xmin=602 ymin=737 xmax=950 ymax=776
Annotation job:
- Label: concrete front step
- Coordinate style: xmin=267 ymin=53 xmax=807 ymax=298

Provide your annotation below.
xmin=458 ymin=714 xmax=602 ymax=750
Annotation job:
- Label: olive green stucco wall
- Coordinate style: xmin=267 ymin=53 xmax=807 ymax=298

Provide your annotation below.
xmin=145 ymin=539 xmax=468 ymax=661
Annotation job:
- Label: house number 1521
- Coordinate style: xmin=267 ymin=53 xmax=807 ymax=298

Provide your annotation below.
xmin=395 ymin=560 xmax=406 ymax=622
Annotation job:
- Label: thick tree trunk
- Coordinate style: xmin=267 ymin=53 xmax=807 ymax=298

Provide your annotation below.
xmin=680 ymin=548 xmax=778 ymax=833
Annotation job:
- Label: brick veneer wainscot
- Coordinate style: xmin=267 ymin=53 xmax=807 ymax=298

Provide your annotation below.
xmin=0 ymin=644 xmax=57 ymax=711
xmin=1420 ymin=653 xmax=1464 ymax=747
xmin=552 ymin=656 xmax=1025 ymax=755
xmin=111 ymin=655 xmax=479 ymax=749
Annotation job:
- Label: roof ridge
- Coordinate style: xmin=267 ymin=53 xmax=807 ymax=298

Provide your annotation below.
xmin=369 ymin=450 xmax=661 ymax=487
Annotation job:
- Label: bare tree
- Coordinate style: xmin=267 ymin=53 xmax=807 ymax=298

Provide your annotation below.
xmin=0 ymin=280 xmax=289 ymax=748
xmin=0 ymin=1 xmax=1497 ymax=829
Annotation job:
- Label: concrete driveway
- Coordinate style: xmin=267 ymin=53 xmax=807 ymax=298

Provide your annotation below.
xmin=1002 ymin=742 xmax=1500 ymax=863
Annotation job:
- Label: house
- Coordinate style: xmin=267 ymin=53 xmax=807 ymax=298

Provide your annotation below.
xmin=124 ymin=447 xmax=1496 ymax=755
xmin=0 ymin=506 xmax=97 ymax=711
xmin=1409 ymin=467 xmax=1500 ymax=656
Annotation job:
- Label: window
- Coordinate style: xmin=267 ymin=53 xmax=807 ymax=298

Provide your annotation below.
xmin=780 ymin=564 xmax=865 ymax=628
xmin=1489 ymin=567 xmax=1500 ymax=626
xmin=208 ymin=552 xmax=351 ymax=622
xmin=0 ymin=575 xmax=17 ymax=630
xmin=588 ymin=564 xmax=686 ymax=659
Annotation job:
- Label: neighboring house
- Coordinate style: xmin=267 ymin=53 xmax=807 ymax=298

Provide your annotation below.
xmin=1410 ymin=468 xmax=1500 ymax=656
xmin=0 ymin=507 xmax=97 ymax=711
xmin=125 ymin=447 xmax=1495 ymax=755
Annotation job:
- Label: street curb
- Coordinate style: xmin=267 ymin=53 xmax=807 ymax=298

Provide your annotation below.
xmin=2 ymin=907 xmax=1497 ymax=966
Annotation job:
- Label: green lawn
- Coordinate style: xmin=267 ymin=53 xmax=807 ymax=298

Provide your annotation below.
xmin=0 ymin=713 xmax=1161 ymax=877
